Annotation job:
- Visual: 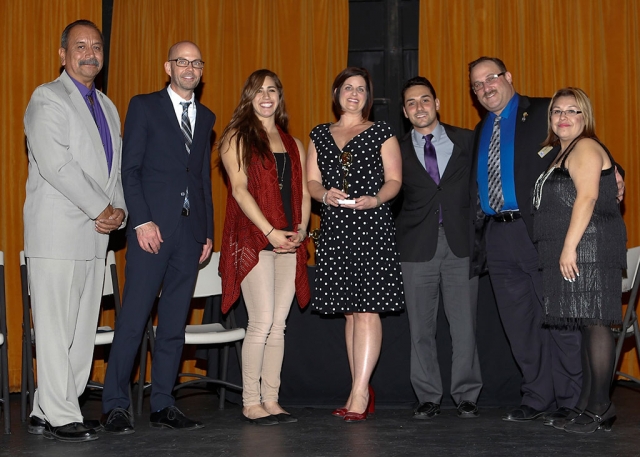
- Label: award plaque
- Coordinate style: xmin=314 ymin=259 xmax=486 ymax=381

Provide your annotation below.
xmin=337 ymin=151 xmax=356 ymax=205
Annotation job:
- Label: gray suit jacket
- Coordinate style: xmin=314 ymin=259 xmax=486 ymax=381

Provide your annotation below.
xmin=23 ymin=70 xmax=126 ymax=260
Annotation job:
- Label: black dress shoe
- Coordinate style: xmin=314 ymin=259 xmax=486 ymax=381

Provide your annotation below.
xmin=101 ymin=407 xmax=135 ymax=435
xmin=242 ymin=414 xmax=279 ymax=425
xmin=85 ymin=419 xmax=103 ymax=431
xmin=42 ymin=421 xmax=98 ymax=442
xmin=273 ymin=413 xmax=298 ymax=424
xmin=502 ymin=405 xmax=545 ymax=422
xmin=150 ymin=406 xmax=204 ymax=430
xmin=29 ymin=416 xmax=103 ymax=435
xmin=413 ymin=402 xmax=440 ymax=420
xmin=543 ymin=407 xmax=577 ymax=427
xmin=457 ymin=401 xmax=479 ymax=418
xmin=28 ymin=416 xmax=46 ymax=435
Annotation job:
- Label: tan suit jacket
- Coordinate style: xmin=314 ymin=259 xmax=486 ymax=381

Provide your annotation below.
xmin=23 ymin=70 xmax=126 ymax=260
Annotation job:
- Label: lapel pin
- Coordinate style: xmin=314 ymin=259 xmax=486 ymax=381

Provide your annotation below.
xmin=521 ymin=112 xmax=528 ymax=122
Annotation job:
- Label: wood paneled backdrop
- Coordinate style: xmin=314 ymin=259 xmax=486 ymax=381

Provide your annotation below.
xmin=0 ymin=0 xmax=348 ymax=390
xmin=0 ymin=0 xmax=637 ymax=391
xmin=417 ymin=0 xmax=640 ymax=380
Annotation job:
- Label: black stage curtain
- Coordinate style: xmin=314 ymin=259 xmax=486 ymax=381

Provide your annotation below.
xmin=201 ymin=267 xmax=522 ymax=409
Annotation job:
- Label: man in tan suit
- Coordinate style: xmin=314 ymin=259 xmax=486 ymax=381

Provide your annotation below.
xmin=23 ymin=19 xmax=126 ymax=442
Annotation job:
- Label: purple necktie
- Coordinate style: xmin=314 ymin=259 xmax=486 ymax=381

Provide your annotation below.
xmin=423 ymin=134 xmax=440 ymax=184
xmin=424 ymin=134 xmax=442 ymax=223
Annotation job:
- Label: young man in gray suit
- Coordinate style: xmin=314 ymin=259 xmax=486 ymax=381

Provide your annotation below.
xmin=395 ymin=77 xmax=482 ymax=419
xmin=23 ymin=19 xmax=126 ymax=442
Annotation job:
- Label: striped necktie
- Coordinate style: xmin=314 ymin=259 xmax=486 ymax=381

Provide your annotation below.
xmin=180 ymin=101 xmax=192 ymax=212
xmin=180 ymin=101 xmax=192 ymax=154
xmin=487 ymin=116 xmax=504 ymax=212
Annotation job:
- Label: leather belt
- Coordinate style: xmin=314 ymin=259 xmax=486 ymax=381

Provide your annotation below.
xmin=490 ymin=211 xmax=521 ymax=222
xmin=181 ymin=208 xmax=190 ymax=217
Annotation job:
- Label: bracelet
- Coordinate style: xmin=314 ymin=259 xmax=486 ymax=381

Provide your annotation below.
xmin=375 ymin=195 xmax=382 ymax=207
xmin=322 ymin=191 xmax=329 ymax=206
xmin=264 ymin=227 xmax=275 ymax=237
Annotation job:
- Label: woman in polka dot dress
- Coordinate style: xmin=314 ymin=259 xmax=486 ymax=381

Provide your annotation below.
xmin=307 ymin=67 xmax=405 ymax=422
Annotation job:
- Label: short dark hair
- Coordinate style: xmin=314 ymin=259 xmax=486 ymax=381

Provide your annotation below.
xmin=61 ymin=20 xmax=103 ymax=49
xmin=401 ymin=76 xmax=437 ymax=102
xmin=468 ymin=56 xmax=508 ymax=78
xmin=331 ymin=67 xmax=374 ymax=120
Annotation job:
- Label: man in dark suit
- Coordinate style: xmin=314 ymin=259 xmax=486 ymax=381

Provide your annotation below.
xmin=395 ymin=77 xmax=482 ymax=420
xmin=468 ymin=56 xmax=582 ymax=424
xmin=100 ymin=41 xmax=215 ymax=434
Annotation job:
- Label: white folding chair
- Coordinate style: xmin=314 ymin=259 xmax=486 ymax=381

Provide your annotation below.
xmin=136 ymin=251 xmax=244 ymax=414
xmin=0 ymin=252 xmax=11 ymax=433
xmin=20 ymin=250 xmax=127 ymax=421
xmin=613 ymin=246 xmax=640 ymax=385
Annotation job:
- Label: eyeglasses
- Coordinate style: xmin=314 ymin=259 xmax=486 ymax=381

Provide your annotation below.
xmin=550 ymin=109 xmax=582 ymax=117
xmin=472 ymin=72 xmax=506 ymax=92
xmin=169 ymin=58 xmax=205 ymax=69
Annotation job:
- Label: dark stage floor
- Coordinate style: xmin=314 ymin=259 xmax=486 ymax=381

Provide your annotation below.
xmin=2 ymin=384 xmax=639 ymax=457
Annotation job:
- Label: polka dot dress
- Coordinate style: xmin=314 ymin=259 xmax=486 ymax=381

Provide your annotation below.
xmin=310 ymin=121 xmax=405 ymax=314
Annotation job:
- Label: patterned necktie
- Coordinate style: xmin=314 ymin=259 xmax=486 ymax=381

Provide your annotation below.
xmin=87 ymin=93 xmax=112 ymax=173
xmin=423 ymin=134 xmax=440 ymax=184
xmin=87 ymin=94 xmax=98 ymax=125
xmin=180 ymin=101 xmax=192 ymax=211
xmin=424 ymin=134 xmax=442 ymax=223
xmin=180 ymin=101 xmax=192 ymax=154
xmin=487 ymin=116 xmax=504 ymax=212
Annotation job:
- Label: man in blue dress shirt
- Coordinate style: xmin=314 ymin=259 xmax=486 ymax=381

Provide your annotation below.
xmin=468 ymin=56 xmax=582 ymax=424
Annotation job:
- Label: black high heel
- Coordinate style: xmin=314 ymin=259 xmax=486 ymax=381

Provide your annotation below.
xmin=550 ymin=408 xmax=582 ymax=430
xmin=564 ymin=403 xmax=616 ymax=434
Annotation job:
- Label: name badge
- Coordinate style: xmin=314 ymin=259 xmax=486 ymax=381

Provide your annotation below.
xmin=538 ymin=146 xmax=553 ymax=158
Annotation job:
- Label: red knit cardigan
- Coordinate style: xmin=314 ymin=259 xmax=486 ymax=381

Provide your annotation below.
xmin=219 ymin=127 xmax=310 ymax=313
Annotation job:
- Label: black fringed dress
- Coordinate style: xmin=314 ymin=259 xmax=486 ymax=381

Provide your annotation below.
xmin=533 ymin=141 xmax=626 ymax=328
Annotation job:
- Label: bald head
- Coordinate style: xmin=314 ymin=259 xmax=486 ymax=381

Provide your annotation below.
xmin=168 ymin=41 xmax=201 ymax=60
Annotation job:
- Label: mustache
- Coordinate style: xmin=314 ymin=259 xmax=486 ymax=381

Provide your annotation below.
xmin=79 ymin=58 xmax=100 ymax=66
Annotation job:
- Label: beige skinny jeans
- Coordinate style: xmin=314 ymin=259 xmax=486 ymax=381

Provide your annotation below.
xmin=240 ymin=250 xmax=297 ymax=405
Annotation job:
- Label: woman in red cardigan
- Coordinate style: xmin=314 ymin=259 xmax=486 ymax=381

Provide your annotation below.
xmin=219 ymin=69 xmax=310 ymax=425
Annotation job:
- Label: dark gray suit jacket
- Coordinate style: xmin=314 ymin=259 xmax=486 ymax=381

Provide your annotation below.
xmin=395 ymin=122 xmax=474 ymax=263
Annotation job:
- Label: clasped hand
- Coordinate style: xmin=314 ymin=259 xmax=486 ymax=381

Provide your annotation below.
xmin=268 ymin=229 xmax=303 ymax=254
xmin=95 ymin=204 xmax=125 ymax=234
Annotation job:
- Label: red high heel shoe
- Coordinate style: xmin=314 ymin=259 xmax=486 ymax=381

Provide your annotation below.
xmin=344 ymin=386 xmax=375 ymax=423
xmin=331 ymin=407 xmax=347 ymax=417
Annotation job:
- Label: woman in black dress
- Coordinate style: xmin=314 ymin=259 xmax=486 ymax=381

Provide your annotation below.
xmin=533 ymin=87 xmax=626 ymax=433
xmin=306 ymin=67 xmax=404 ymax=422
